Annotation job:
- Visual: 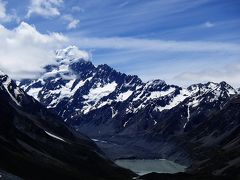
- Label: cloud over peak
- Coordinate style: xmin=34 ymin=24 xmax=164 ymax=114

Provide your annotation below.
xmin=0 ymin=22 xmax=68 ymax=79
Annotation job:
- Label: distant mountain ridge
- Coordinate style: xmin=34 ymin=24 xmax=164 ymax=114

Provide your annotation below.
xmin=19 ymin=46 xmax=238 ymax=166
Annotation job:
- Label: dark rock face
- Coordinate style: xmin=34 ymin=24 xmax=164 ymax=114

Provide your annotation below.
xmin=141 ymin=95 xmax=240 ymax=180
xmin=0 ymin=73 xmax=135 ymax=180
xmin=20 ymin=46 xmax=238 ymax=165
xmin=143 ymin=95 xmax=240 ymax=179
xmin=141 ymin=95 xmax=240 ymax=178
xmin=184 ymin=95 xmax=240 ymax=177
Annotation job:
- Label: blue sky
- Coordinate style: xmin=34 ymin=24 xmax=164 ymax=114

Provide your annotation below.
xmin=0 ymin=0 xmax=240 ymax=87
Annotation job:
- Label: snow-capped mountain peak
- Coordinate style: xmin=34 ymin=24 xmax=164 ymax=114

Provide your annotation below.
xmin=145 ymin=79 xmax=167 ymax=90
xmin=187 ymin=81 xmax=236 ymax=95
xmin=38 ymin=46 xmax=91 ymax=80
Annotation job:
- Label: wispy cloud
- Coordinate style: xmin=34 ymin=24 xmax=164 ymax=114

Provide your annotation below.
xmin=119 ymin=2 xmax=129 ymax=8
xmin=204 ymin=21 xmax=215 ymax=28
xmin=0 ymin=0 xmax=9 ymax=21
xmin=27 ymin=0 xmax=63 ymax=18
xmin=66 ymin=0 xmax=211 ymax=37
xmin=176 ymin=62 xmax=240 ymax=88
xmin=62 ymin=14 xmax=79 ymax=29
xmin=0 ymin=0 xmax=19 ymax=23
xmin=0 ymin=22 xmax=68 ymax=79
xmin=73 ymin=37 xmax=240 ymax=53
xmin=1 ymin=0 xmax=239 ymax=88
xmin=71 ymin=6 xmax=84 ymax=12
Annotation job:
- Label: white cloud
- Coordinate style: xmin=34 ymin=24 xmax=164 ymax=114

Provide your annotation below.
xmin=67 ymin=19 xmax=79 ymax=29
xmin=0 ymin=0 xmax=8 ymax=21
xmin=0 ymin=22 xmax=68 ymax=79
xmin=0 ymin=0 xmax=19 ymax=23
xmin=27 ymin=0 xmax=63 ymax=18
xmin=72 ymin=37 xmax=240 ymax=53
xmin=62 ymin=14 xmax=79 ymax=29
xmin=175 ymin=63 xmax=240 ymax=88
xmin=204 ymin=21 xmax=215 ymax=28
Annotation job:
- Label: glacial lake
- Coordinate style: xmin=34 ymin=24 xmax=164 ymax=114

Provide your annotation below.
xmin=115 ymin=159 xmax=186 ymax=175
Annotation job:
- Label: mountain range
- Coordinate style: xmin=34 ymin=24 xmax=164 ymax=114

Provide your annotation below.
xmin=19 ymin=46 xmax=239 ymax=166
xmin=0 ymin=46 xmax=238 ymax=179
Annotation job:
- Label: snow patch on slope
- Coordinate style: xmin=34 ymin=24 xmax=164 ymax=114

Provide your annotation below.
xmin=46 ymin=77 xmax=94 ymax=108
xmin=82 ymin=82 xmax=117 ymax=114
xmin=183 ymin=105 xmax=191 ymax=129
xmin=83 ymin=82 xmax=117 ymax=103
xmin=116 ymin=90 xmax=133 ymax=101
xmin=156 ymin=89 xmax=190 ymax=112
xmin=45 ymin=130 xmax=66 ymax=142
xmin=148 ymin=87 xmax=175 ymax=100
xmin=27 ymin=87 xmax=42 ymax=100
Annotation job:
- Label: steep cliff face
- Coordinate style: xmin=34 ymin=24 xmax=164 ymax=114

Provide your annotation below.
xmin=185 ymin=95 xmax=240 ymax=177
